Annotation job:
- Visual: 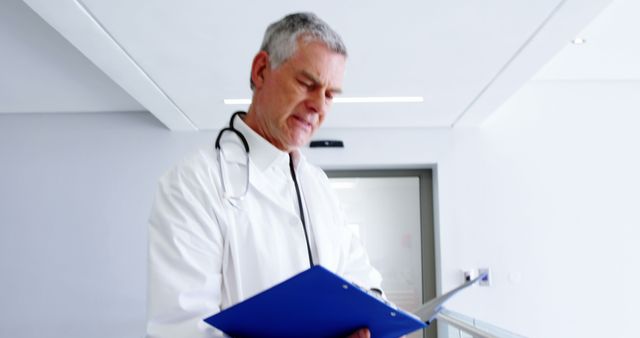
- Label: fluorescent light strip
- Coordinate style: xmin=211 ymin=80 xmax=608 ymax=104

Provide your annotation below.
xmin=223 ymin=96 xmax=423 ymax=105
xmin=334 ymin=96 xmax=423 ymax=103
xmin=223 ymin=99 xmax=252 ymax=105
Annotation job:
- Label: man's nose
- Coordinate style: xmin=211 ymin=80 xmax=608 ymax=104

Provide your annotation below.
xmin=305 ymin=90 xmax=326 ymax=115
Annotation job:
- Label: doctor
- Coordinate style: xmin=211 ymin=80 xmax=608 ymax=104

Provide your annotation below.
xmin=146 ymin=13 xmax=381 ymax=338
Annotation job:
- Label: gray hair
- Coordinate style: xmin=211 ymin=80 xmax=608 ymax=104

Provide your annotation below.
xmin=250 ymin=12 xmax=347 ymax=90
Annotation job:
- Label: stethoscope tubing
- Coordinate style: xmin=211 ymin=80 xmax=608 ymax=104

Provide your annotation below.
xmin=215 ymin=112 xmax=250 ymax=199
xmin=215 ymin=111 xmax=314 ymax=268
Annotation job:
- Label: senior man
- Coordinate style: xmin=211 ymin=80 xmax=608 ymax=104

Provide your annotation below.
xmin=146 ymin=13 xmax=381 ymax=338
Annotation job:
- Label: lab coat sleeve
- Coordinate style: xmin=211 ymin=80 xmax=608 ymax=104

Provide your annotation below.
xmin=315 ymin=169 xmax=383 ymax=292
xmin=146 ymin=156 xmax=226 ymax=338
xmin=338 ymin=212 xmax=383 ymax=291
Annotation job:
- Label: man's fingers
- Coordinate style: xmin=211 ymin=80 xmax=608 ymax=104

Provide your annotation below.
xmin=347 ymin=328 xmax=370 ymax=338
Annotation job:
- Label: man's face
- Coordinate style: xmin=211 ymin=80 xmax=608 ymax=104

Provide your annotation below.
xmin=249 ymin=40 xmax=346 ymax=152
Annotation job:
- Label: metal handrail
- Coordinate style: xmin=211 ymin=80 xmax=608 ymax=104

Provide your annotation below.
xmin=437 ymin=312 xmax=500 ymax=338
xmin=436 ymin=308 xmax=527 ymax=338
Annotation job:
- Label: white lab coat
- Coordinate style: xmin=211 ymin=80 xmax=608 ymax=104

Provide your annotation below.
xmin=146 ymin=118 xmax=382 ymax=338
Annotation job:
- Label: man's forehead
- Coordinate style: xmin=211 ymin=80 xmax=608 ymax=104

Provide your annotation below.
xmin=287 ymin=44 xmax=345 ymax=81
xmin=297 ymin=69 xmax=343 ymax=93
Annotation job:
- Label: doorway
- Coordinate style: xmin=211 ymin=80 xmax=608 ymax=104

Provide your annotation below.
xmin=327 ymin=169 xmax=437 ymax=338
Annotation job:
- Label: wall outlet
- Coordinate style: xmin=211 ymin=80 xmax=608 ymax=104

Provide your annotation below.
xmin=478 ymin=268 xmax=491 ymax=286
xmin=463 ymin=269 xmax=478 ymax=283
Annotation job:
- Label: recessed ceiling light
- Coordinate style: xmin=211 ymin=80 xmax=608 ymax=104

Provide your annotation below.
xmin=572 ymin=38 xmax=587 ymax=45
xmin=223 ymin=96 xmax=424 ymax=105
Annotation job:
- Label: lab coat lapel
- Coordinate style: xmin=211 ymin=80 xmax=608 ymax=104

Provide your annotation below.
xmin=246 ymin=159 xmax=300 ymax=219
xmin=297 ymin=162 xmax=340 ymax=270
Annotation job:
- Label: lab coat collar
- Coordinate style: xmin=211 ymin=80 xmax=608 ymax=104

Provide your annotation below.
xmin=233 ymin=117 xmax=307 ymax=171
xmin=234 ymin=117 xmax=290 ymax=171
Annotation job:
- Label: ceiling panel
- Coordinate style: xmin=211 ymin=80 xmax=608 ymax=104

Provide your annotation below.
xmin=75 ymin=0 xmax=563 ymax=129
xmin=0 ymin=0 xmax=143 ymax=114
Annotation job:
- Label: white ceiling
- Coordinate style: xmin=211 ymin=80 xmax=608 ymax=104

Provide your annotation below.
xmin=535 ymin=0 xmax=640 ymax=80
xmin=0 ymin=0 xmax=143 ymax=114
xmin=2 ymin=0 xmax=619 ymax=130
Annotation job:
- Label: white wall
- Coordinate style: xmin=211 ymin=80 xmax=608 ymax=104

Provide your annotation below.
xmin=437 ymin=81 xmax=640 ymax=338
xmin=0 ymin=112 xmax=213 ymax=338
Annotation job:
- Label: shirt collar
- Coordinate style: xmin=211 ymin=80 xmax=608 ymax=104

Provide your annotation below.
xmin=234 ymin=116 xmax=290 ymax=171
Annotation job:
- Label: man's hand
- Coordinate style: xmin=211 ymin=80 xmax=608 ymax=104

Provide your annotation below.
xmin=347 ymin=328 xmax=370 ymax=338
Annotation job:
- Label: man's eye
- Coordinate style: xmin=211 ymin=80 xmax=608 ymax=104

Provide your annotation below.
xmin=299 ymin=80 xmax=312 ymax=88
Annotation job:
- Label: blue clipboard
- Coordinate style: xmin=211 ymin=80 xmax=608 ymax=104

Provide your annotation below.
xmin=204 ymin=265 xmax=426 ymax=338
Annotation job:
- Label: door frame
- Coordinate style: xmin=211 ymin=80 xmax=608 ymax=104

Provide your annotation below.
xmin=326 ymin=168 xmax=438 ymax=338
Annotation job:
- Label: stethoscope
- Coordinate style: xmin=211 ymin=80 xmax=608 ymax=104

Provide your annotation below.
xmin=214 ymin=111 xmax=315 ymax=267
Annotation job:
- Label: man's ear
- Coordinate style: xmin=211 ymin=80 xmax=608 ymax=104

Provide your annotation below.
xmin=250 ymin=51 xmax=270 ymax=89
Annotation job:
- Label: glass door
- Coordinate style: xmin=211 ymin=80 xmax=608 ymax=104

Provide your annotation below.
xmin=328 ymin=169 xmax=437 ymax=338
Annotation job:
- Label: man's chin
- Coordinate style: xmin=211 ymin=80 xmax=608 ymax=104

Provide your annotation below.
xmin=288 ymin=134 xmax=312 ymax=149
